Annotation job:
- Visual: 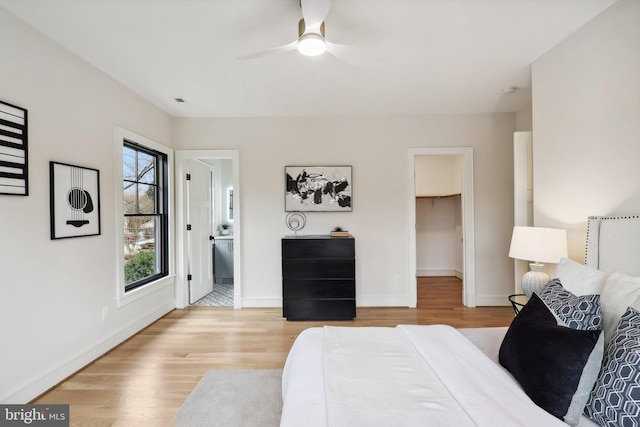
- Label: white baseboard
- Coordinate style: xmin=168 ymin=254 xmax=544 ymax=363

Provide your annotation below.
xmin=240 ymin=297 xmax=282 ymax=308
xmin=417 ymin=269 xmax=463 ymax=279
xmin=242 ymin=293 xmax=507 ymax=308
xmin=2 ymin=302 xmax=175 ymax=404
xmin=357 ymin=295 xmax=411 ymax=307
xmin=474 ymin=295 xmax=512 ymax=307
xmin=242 ymin=296 xmax=413 ymax=308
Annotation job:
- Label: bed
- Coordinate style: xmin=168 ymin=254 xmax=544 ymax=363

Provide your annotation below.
xmin=280 ymin=216 xmax=640 ymax=427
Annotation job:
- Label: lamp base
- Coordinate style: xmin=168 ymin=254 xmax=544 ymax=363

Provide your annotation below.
xmin=521 ymin=263 xmax=550 ymax=298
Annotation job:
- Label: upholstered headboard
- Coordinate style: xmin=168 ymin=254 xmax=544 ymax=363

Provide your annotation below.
xmin=585 ymin=215 xmax=640 ymax=276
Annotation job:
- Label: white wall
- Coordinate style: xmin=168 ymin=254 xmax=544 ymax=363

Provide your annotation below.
xmin=515 ymin=107 xmax=532 ymax=132
xmin=173 ymin=114 xmax=516 ymax=307
xmin=415 ymin=196 xmax=462 ymax=277
xmin=0 ymin=9 xmax=175 ymax=402
xmin=415 ymin=156 xmax=462 ymax=196
xmin=532 ymin=0 xmax=640 ymax=259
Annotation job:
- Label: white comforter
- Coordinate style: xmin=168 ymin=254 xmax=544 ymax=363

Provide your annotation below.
xmin=281 ymin=325 xmax=594 ymax=427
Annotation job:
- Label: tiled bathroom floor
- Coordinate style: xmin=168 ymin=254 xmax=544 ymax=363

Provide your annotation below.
xmin=190 ymin=283 xmax=233 ymax=307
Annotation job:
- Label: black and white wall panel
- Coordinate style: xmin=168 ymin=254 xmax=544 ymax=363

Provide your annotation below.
xmin=0 ymin=100 xmax=28 ymax=196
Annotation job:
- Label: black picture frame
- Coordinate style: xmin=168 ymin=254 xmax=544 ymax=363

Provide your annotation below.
xmin=285 ymin=165 xmax=352 ymax=212
xmin=0 ymin=100 xmax=28 ymax=196
xmin=50 ymin=161 xmax=101 ymax=239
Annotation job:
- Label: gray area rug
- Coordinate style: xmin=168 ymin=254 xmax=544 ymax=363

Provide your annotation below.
xmin=170 ymin=369 xmax=283 ymax=427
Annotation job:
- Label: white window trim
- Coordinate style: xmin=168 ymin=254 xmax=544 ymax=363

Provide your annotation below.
xmin=114 ymin=127 xmax=175 ymax=308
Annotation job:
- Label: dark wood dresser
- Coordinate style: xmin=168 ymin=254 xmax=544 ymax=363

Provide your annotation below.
xmin=282 ymin=235 xmax=355 ymax=320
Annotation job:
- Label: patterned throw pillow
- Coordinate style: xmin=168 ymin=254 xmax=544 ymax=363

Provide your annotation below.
xmin=584 ymin=306 xmax=640 ymax=427
xmin=537 ymin=279 xmax=602 ymax=330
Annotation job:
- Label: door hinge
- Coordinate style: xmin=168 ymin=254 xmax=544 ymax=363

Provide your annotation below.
xmin=187 ymin=274 xmax=192 ymax=281
xmin=186 ymin=224 xmax=192 ymax=231
xmin=186 ymin=173 xmax=191 ymax=181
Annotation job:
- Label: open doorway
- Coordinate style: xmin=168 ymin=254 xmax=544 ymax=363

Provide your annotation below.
xmin=186 ymin=158 xmax=235 ymax=307
xmin=175 ymin=150 xmax=241 ymax=309
xmin=407 ymin=147 xmax=475 ymax=308
xmin=415 ymin=156 xmax=463 ymax=307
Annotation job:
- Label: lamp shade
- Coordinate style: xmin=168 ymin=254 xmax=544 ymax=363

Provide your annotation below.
xmin=508 ymin=226 xmax=568 ymax=263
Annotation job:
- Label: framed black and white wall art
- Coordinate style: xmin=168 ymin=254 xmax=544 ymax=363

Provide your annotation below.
xmin=285 ymin=165 xmax=352 ymax=212
xmin=50 ymin=161 xmax=101 ymax=239
xmin=0 ymin=100 xmax=28 ymax=196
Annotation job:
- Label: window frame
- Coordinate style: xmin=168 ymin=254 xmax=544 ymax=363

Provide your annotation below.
xmin=122 ymin=140 xmax=169 ymax=292
xmin=115 ymin=127 xmax=174 ymax=307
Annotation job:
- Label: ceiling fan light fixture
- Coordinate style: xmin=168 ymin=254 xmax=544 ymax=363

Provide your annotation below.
xmin=298 ymin=33 xmax=326 ymax=56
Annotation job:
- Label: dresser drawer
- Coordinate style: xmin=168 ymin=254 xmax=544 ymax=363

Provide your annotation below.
xmin=282 ymin=237 xmax=354 ymax=259
xmin=283 ymin=298 xmax=356 ymax=321
xmin=282 ymin=258 xmax=354 ymax=279
xmin=283 ymin=279 xmax=355 ymax=298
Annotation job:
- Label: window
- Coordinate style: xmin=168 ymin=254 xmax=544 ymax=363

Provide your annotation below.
xmin=122 ymin=140 xmax=168 ymax=292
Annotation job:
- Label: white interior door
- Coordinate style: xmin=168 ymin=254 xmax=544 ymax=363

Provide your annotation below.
xmin=188 ymin=159 xmax=213 ymax=303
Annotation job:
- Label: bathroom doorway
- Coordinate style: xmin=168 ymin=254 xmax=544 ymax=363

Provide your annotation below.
xmin=175 ymin=150 xmax=241 ymax=309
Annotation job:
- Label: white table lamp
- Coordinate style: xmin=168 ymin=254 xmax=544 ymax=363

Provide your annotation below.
xmin=508 ymin=226 xmax=568 ymax=298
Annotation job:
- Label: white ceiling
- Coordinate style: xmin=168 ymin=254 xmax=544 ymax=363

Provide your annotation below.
xmin=0 ymin=0 xmax=618 ymax=118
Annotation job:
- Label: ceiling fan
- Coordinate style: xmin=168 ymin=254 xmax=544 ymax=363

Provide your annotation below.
xmin=240 ymin=0 xmax=381 ymax=66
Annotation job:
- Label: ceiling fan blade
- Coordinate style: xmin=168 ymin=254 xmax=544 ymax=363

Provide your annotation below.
xmin=301 ymin=0 xmax=331 ymax=33
xmin=238 ymin=40 xmax=298 ymax=60
xmin=325 ymin=41 xmax=383 ymax=67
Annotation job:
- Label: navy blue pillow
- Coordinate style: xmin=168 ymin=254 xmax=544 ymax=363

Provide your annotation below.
xmin=499 ymin=293 xmax=604 ymax=425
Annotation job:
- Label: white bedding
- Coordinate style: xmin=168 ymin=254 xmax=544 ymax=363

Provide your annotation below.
xmin=323 ymin=326 xmax=476 ymax=426
xmin=281 ymin=325 xmax=600 ymax=427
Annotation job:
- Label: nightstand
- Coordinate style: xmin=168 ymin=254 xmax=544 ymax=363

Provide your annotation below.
xmin=508 ymin=294 xmax=527 ymax=315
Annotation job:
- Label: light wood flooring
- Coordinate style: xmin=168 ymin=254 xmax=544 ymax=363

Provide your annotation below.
xmin=32 ymin=277 xmax=514 ymax=426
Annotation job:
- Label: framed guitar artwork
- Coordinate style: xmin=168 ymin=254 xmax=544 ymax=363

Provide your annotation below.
xmin=49 ymin=161 xmax=101 ymax=239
